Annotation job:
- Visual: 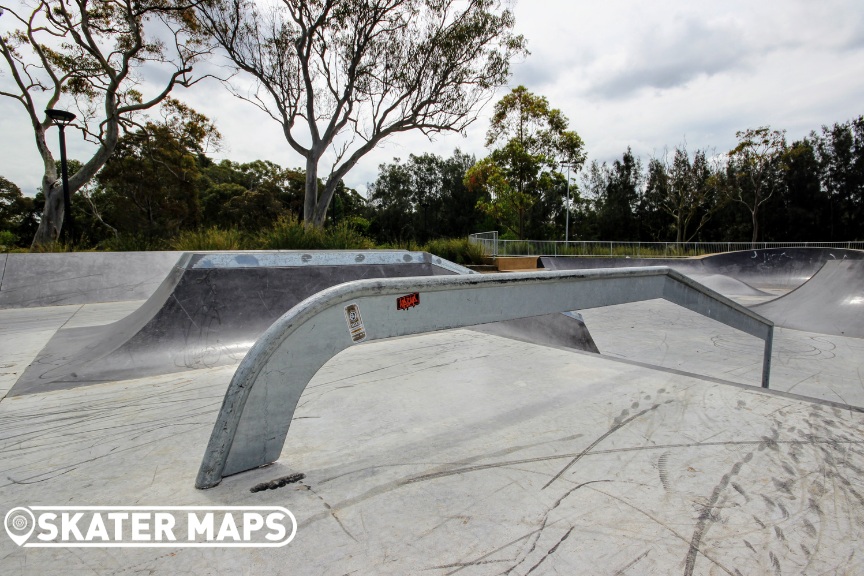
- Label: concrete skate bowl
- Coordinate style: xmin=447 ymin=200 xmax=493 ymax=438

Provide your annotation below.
xmin=698 ymin=247 xmax=864 ymax=293
xmin=540 ymin=247 xmax=864 ymax=301
xmin=10 ymin=251 xmax=597 ymax=397
xmin=0 ymin=251 xmax=182 ymax=308
xmin=753 ymin=259 xmax=864 ymax=337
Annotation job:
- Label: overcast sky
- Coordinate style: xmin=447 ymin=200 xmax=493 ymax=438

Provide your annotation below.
xmin=2 ymin=0 xmax=863 ymax=198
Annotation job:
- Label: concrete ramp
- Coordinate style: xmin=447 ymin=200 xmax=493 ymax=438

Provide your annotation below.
xmin=699 ymin=247 xmax=863 ymax=292
xmin=753 ymin=259 xmax=864 ymax=337
xmin=541 ymin=248 xmax=864 ymax=303
xmin=1 ymin=328 xmax=863 ymax=575
xmin=0 ymin=251 xmax=183 ymax=308
xmin=9 ymin=252 xmax=456 ymax=395
xmin=10 ymin=251 xmax=599 ymax=396
xmin=682 ymin=273 xmax=770 ymax=299
xmin=2 ymin=252 xmax=864 ymax=574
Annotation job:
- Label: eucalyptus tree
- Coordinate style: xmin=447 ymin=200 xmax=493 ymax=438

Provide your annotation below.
xmin=93 ymin=99 xmax=221 ymax=241
xmin=466 ymin=86 xmax=584 ymax=239
xmin=200 ymin=0 xmax=525 ymax=227
xmin=0 ymin=0 xmax=211 ymax=245
xmin=646 ymin=145 xmax=721 ymax=243
xmin=724 ymin=127 xmax=787 ymax=245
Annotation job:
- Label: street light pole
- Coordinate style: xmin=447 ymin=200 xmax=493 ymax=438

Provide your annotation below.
xmin=560 ymin=162 xmax=574 ymax=244
xmin=45 ymin=108 xmax=77 ymax=244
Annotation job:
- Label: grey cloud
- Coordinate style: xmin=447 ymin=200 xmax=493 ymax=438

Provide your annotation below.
xmin=843 ymin=15 xmax=864 ymax=51
xmin=586 ymin=18 xmax=752 ymax=100
xmin=510 ymin=58 xmax=561 ymax=88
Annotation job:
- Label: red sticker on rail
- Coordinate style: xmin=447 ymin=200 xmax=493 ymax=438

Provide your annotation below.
xmin=396 ymin=292 xmax=420 ymax=311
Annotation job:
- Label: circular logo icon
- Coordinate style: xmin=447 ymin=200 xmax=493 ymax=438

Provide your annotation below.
xmin=4 ymin=507 xmax=36 ymax=546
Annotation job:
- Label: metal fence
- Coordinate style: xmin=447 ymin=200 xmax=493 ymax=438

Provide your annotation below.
xmin=468 ymin=232 xmax=864 ymax=258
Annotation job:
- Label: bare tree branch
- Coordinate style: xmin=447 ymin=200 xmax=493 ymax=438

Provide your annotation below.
xmin=199 ymin=0 xmax=525 ymax=226
xmin=0 ymin=0 xmax=215 ymax=245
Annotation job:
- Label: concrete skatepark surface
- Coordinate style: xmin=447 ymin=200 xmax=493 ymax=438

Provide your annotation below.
xmin=1 ymin=248 xmax=863 ymax=575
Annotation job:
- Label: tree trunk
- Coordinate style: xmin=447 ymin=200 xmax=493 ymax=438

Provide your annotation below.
xmin=31 ymin=124 xmax=62 ymax=246
xmin=304 ymin=156 xmax=318 ymax=225
xmin=32 ymin=181 xmax=64 ymax=246
xmin=312 ymin=178 xmax=340 ymax=228
xmin=751 ymin=208 xmax=759 ymax=248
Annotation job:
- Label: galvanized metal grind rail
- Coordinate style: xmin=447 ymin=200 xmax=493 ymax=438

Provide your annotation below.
xmin=196 ymin=267 xmax=774 ymax=489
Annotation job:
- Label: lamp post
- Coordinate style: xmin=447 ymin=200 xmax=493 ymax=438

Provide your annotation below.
xmin=560 ymin=162 xmax=575 ymax=244
xmin=45 ymin=108 xmax=76 ymax=244
xmin=420 ymin=200 xmax=429 ymax=243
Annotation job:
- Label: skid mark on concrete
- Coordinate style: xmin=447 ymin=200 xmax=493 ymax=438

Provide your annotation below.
xmin=683 ymin=451 xmax=754 ymax=575
xmin=542 ymin=404 xmax=663 ymax=489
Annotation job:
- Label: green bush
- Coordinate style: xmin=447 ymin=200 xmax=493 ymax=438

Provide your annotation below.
xmin=257 ymin=214 xmax=326 ymax=249
xmin=422 ymin=237 xmax=487 ymax=265
xmin=98 ymin=233 xmax=169 ymax=252
xmin=321 ymin=222 xmax=376 ymax=249
xmin=375 ymin=239 xmax=420 ymax=251
xmin=258 ymin=214 xmax=374 ymax=250
xmin=0 ymin=230 xmax=16 ymax=251
xmin=170 ymin=227 xmax=249 ymax=251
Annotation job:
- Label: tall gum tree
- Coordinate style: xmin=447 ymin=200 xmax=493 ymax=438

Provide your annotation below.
xmin=467 ymin=86 xmax=585 ymax=239
xmin=0 ymin=0 xmax=211 ymax=246
xmin=200 ymin=0 xmax=526 ymax=227
xmin=646 ymin=145 xmax=722 ymax=243
xmin=724 ymin=127 xmax=787 ymax=246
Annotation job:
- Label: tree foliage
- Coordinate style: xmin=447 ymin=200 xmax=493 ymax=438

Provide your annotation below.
xmin=468 ymin=86 xmax=584 ymax=239
xmin=814 ymin=117 xmax=864 ymax=240
xmin=200 ymin=160 xmax=304 ymax=230
xmin=368 ymin=149 xmax=481 ymax=243
xmin=200 ymin=0 xmax=525 ymax=227
xmin=593 ymin=148 xmax=643 ymax=241
xmin=92 ymin=100 xmax=220 ymax=242
xmin=77 ymin=101 xmax=370 ymax=248
xmin=0 ymin=175 xmax=39 ymax=245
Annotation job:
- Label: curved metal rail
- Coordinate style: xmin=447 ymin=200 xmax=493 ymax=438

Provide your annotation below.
xmin=196 ymin=267 xmax=774 ymax=489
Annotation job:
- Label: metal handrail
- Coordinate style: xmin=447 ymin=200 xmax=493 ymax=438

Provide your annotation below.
xmin=196 ymin=267 xmax=774 ymax=489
